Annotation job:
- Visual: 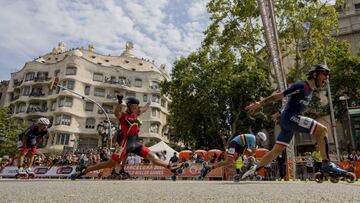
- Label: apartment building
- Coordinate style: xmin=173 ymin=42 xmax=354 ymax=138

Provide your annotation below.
xmin=5 ymin=42 xmax=170 ymax=153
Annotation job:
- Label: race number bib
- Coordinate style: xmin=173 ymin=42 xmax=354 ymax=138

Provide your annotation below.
xmin=298 ymin=116 xmax=312 ymax=129
xmin=228 ymin=148 xmax=235 ymax=155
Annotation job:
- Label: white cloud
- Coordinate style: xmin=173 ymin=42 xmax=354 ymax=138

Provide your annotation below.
xmin=0 ymin=0 xmax=210 ymax=80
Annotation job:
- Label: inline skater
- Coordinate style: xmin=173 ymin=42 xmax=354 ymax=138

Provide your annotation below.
xmin=71 ymin=95 xmax=183 ymax=179
xmin=17 ymin=117 xmax=50 ymax=176
xmin=241 ymin=64 xmax=354 ymax=181
xmin=199 ymin=132 xmax=267 ymax=179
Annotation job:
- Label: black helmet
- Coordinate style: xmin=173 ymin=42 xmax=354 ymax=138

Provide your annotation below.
xmin=307 ymin=64 xmax=330 ymax=80
xmin=126 ymin=97 xmax=139 ymax=105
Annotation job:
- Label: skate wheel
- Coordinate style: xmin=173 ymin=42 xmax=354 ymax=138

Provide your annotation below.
xmin=330 ymin=176 xmax=340 ymax=183
xmin=171 ymin=175 xmax=177 ymax=181
xmin=202 ymin=162 xmax=208 ymax=167
xmin=233 ymin=174 xmax=241 ymax=183
xmin=256 ymin=176 xmax=263 ymax=181
xmin=314 ymin=172 xmax=324 ymax=183
xmin=177 ymin=168 xmax=184 ymax=174
xmin=345 ymin=172 xmax=356 ymax=183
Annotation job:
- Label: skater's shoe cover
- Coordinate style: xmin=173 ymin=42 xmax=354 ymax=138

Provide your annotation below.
xmin=17 ymin=167 xmax=26 ymax=175
xmin=26 ymin=167 xmax=35 ymax=174
xmin=241 ymin=164 xmax=257 ymax=179
xmin=321 ymin=162 xmax=347 ymax=174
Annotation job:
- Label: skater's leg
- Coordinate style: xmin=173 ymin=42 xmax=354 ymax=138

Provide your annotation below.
xmin=313 ymin=123 xmax=329 ymax=161
xmin=84 ymin=159 xmax=116 ymax=173
xmin=146 ymin=152 xmax=168 ymax=168
xmin=257 ymin=144 xmax=286 ymax=169
xmin=27 ymin=151 xmax=35 ymax=169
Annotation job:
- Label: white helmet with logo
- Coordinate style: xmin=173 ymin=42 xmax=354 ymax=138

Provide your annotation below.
xmin=37 ymin=117 xmax=50 ymax=125
xmin=256 ymin=132 xmax=267 ymax=143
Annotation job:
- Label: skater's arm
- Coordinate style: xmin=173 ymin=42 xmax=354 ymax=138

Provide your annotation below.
xmin=115 ymin=95 xmax=124 ymax=120
xmin=139 ymin=101 xmax=151 ymax=115
xmin=246 ymin=92 xmax=283 ymax=114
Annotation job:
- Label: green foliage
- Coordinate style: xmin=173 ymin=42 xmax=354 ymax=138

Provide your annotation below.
xmin=330 ymin=56 xmax=360 ymax=117
xmin=162 ymin=0 xmax=354 ymax=149
xmin=0 ymin=107 xmax=26 ymax=157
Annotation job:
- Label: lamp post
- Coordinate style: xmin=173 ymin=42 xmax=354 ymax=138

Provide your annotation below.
xmin=339 ymin=95 xmax=354 ymax=150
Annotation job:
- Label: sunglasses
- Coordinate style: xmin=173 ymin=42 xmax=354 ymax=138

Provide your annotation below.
xmin=319 ymin=71 xmax=330 ymax=76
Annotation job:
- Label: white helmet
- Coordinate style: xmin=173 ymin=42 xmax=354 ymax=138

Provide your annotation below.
xmin=37 ymin=117 xmax=50 ymax=125
xmin=256 ymin=132 xmax=267 ymax=142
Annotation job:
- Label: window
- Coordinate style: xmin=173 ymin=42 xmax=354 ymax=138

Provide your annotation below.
xmin=125 ymin=93 xmax=136 ymax=99
xmin=65 ymin=67 xmax=77 ymax=75
xmin=85 ymin=102 xmax=94 ymax=111
xmin=150 ymin=122 xmax=160 ymax=133
xmin=55 ymin=133 xmax=70 ymax=145
xmin=151 ymin=108 xmax=160 ymax=118
xmin=22 ymin=86 xmax=31 ymax=96
xmin=62 ymin=80 xmax=75 ymax=90
xmin=143 ymin=94 xmax=148 ymax=102
xmin=58 ymin=97 xmax=73 ymax=107
xmin=55 ymin=114 xmax=71 ymax=126
xmin=50 ymin=101 xmax=56 ymax=111
xmin=161 ymin=99 xmax=166 ymax=107
xmin=150 ymin=81 xmax=160 ymax=90
xmin=118 ymin=76 xmax=126 ymax=85
xmin=84 ymin=85 xmax=90 ymax=95
xmin=85 ymin=118 xmax=96 ymax=129
xmin=134 ymin=79 xmax=142 ymax=87
xmin=94 ymin=88 xmax=105 ymax=97
xmin=152 ymin=94 xmax=160 ymax=103
xmin=355 ymin=3 xmax=360 ymax=9
xmin=54 ymin=70 xmax=60 ymax=77
xmin=93 ymin=73 xmax=103 ymax=82
xmin=101 ymin=104 xmax=113 ymax=114
xmin=25 ymin=72 xmax=35 ymax=81
xmin=17 ymin=103 xmax=26 ymax=113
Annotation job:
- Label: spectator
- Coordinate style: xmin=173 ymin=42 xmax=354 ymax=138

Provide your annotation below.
xmin=210 ymin=154 xmax=217 ymax=164
xmin=356 ymin=151 xmax=360 ymax=161
xmin=169 ymin=152 xmax=179 ymax=164
xmin=196 ymin=153 xmax=205 ymax=163
xmin=348 ymin=151 xmax=357 ymax=161
xmin=312 ymin=143 xmax=322 ymax=172
xmin=190 ymin=152 xmax=197 ymax=163
xmin=304 ymin=152 xmax=314 ymax=180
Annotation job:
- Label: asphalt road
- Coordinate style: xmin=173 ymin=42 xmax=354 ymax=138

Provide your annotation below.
xmin=0 ymin=179 xmax=359 ymax=203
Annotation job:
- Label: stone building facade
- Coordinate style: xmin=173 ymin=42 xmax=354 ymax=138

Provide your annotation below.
xmin=5 ymin=42 xmax=170 ymax=152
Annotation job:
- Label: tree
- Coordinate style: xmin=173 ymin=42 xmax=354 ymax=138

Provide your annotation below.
xmin=162 ymin=0 xmax=351 ymax=149
xmin=0 ymin=107 xmax=26 ymax=157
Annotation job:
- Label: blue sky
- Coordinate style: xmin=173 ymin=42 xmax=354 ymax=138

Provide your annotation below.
xmin=0 ymin=0 xmax=210 ymax=81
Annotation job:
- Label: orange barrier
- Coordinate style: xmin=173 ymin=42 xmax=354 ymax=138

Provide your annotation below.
xmin=339 ymin=161 xmax=360 ymax=178
xmin=195 ymin=149 xmax=208 ymax=161
xmin=178 ymin=150 xmax=192 ymax=161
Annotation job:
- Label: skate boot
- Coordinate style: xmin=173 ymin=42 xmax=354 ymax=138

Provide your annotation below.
xmin=70 ymin=165 xmax=87 ymax=180
xmin=321 ymin=162 xmax=347 ymax=174
xmin=199 ymin=166 xmax=212 ymax=180
xmin=241 ymin=164 xmax=257 ymax=180
xmin=119 ymin=168 xmax=131 ymax=180
xmin=26 ymin=167 xmax=35 ymax=178
xmin=15 ymin=167 xmax=28 ymax=179
xmin=17 ymin=167 xmax=27 ymax=175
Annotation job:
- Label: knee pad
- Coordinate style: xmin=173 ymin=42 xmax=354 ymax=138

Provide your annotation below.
xmin=30 ymin=147 xmax=37 ymax=153
xmin=21 ymin=148 xmax=28 ymax=155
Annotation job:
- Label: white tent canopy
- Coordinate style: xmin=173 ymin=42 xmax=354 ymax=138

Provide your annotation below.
xmin=149 ymin=141 xmax=178 ymax=162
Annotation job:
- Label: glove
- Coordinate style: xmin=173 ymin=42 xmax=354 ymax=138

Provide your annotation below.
xmin=117 ymin=95 xmax=124 ymax=104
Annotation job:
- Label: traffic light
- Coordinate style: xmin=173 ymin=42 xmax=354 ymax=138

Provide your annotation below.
xmin=50 ymin=77 xmax=59 ymax=90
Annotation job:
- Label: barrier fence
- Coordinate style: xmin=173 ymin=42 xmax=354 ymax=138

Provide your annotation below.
xmin=1 ymin=161 xmax=359 ymax=180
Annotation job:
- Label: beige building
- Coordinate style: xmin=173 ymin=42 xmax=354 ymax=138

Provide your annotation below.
xmin=336 ymin=0 xmax=360 ymax=55
xmin=5 ymin=42 xmax=170 ymax=153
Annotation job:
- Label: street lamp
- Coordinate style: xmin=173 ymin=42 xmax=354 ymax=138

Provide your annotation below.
xmin=339 ymin=95 xmax=354 ymax=150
